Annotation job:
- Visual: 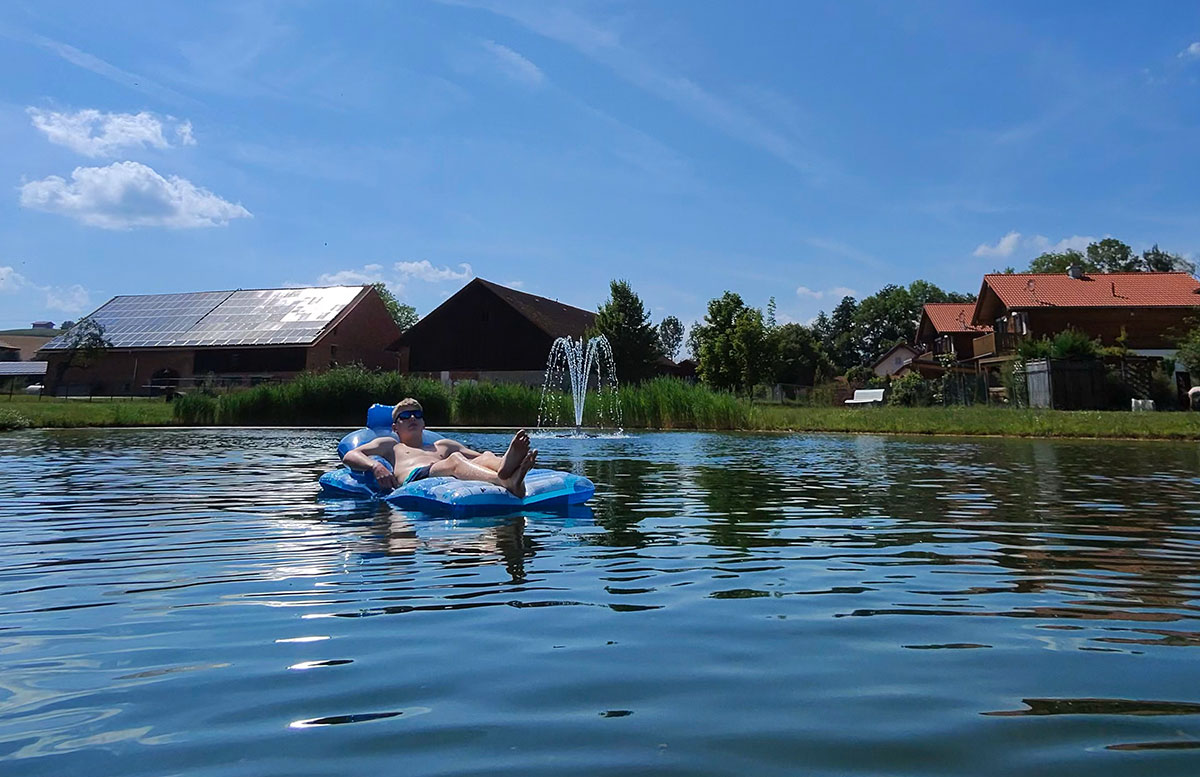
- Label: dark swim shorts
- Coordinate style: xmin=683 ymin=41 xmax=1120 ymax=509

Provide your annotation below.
xmin=402 ymin=464 xmax=433 ymax=485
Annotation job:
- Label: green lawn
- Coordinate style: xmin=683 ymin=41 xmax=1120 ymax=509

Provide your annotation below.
xmin=0 ymin=394 xmax=175 ymax=429
xmin=752 ymin=404 xmax=1200 ymax=440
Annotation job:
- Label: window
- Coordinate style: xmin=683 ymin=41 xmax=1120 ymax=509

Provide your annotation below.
xmin=1011 ymin=312 xmax=1030 ymax=335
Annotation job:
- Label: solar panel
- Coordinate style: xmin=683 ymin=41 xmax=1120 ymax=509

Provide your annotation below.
xmin=40 ymin=292 xmax=232 ymax=349
xmin=39 ymin=287 xmax=363 ymax=350
xmin=0 ymin=361 xmax=47 ymax=376
xmin=178 ymin=287 xmax=362 ymax=346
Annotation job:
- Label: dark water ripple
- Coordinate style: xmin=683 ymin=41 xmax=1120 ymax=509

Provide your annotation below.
xmin=1 ymin=428 xmax=1199 ymax=775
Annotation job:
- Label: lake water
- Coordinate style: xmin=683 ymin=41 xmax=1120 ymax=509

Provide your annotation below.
xmin=2 ymin=428 xmax=1199 ymax=776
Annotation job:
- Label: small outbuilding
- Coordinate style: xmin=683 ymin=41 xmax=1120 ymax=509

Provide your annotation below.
xmin=392 ymin=278 xmax=596 ymax=385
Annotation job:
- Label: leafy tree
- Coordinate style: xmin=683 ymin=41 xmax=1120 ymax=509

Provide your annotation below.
xmin=1141 ymin=244 xmax=1196 ymax=273
xmin=1178 ymin=326 xmax=1200 ymax=376
xmin=657 ymin=315 xmax=684 ymax=361
xmin=1087 ymin=238 xmax=1139 ymax=273
xmin=1029 ymin=249 xmax=1093 ymax=274
xmin=595 ymin=279 xmax=661 ymax=383
xmin=50 ymin=317 xmax=112 ymax=392
xmin=770 ymin=323 xmax=832 ymax=385
xmin=371 ymin=283 xmax=418 ymax=330
xmin=814 ymin=295 xmax=862 ymax=371
xmin=691 ymin=292 xmax=771 ymax=392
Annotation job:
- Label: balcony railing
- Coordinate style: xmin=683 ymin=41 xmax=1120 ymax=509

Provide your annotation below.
xmin=972 ymin=332 xmax=1025 ymax=357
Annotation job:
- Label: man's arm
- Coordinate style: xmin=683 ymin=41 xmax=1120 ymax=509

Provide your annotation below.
xmin=435 ymin=438 xmax=482 ymax=459
xmin=343 ymin=438 xmax=400 ymax=490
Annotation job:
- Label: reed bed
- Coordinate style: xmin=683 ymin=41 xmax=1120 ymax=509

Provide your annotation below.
xmin=173 ymin=367 xmax=451 ymax=426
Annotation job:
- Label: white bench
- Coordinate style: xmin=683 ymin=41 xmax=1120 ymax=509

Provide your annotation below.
xmin=844 ymin=388 xmax=885 ymax=406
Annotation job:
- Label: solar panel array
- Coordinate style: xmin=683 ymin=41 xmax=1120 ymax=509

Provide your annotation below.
xmin=40 ymin=287 xmax=363 ymax=349
xmin=0 ymin=361 xmax=47 ymax=376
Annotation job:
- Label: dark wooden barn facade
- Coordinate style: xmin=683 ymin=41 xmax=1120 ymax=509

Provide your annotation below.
xmin=393 ymin=278 xmax=596 ymax=385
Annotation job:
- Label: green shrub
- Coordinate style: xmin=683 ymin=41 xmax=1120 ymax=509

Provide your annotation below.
xmin=889 ymin=372 xmax=934 ymax=406
xmin=174 ymin=393 xmax=219 ymax=424
xmin=1049 ymin=328 xmax=1100 ymax=360
xmin=0 ymin=408 xmax=31 ymax=431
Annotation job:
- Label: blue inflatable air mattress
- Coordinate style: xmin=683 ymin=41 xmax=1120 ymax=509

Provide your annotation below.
xmin=318 ymin=404 xmax=595 ymax=515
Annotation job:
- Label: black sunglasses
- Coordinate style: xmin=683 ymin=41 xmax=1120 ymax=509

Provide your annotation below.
xmin=395 ymin=409 xmax=424 ymax=420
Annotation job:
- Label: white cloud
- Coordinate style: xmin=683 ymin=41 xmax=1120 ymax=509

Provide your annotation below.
xmin=1030 ymin=234 xmax=1094 ymax=253
xmin=394 ymin=260 xmax=473 ymax=282
xmin=317 ymin=264 xmax=385 ymax=285
xmin=0 ymin=266 xmax=31 ymax=292
xmin=45 ymin=284 xmax=90 ymax=313
xmin=973 ymin=231 xmax=1022 ymax=258
xmin=0 ymin=266 xmax=90 ymax=315
xmin=795 ymin=285 xmax=857 ymax=300
xmin=482 ymin=41 xmax=545 ymax=86
xmin=27 ymin=108 xmax=196 ymax=157
xmin=503 ymin=279 xmax=525 ymax=288
xmin=176 ymin=120 xmax=196 ymax=146
xmin=20 ymin=161 xmax=252 ymax=229
xmin=1179 ymin=42 xmax=1200 ymax=59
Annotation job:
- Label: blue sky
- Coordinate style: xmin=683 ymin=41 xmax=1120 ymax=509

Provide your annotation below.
xmin=2 ymin=1 xmax=1199 ymax=333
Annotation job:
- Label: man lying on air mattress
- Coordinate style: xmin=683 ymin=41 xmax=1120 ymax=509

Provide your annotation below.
xmin=342 ymin=398 xmax=539 ymax=498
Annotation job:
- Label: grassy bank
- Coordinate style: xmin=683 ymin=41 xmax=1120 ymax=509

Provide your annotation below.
xmin=0 ymin=395 xmax=175 ymax=430
xmin=754 ymin=404 xmax=1200 ymax=440
xmin=6 ymin=368 xmax=1200 ymax=440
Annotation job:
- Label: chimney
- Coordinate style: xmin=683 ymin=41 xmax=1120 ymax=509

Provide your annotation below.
xmin=1067 ymin=263 xmax=1084 ymax=280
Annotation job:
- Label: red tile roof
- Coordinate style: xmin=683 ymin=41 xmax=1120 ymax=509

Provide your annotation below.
xmin=983 ymin=272 xmax=1200 ymax=309
xmin=922 ymin=303 xmax=991 ymax=333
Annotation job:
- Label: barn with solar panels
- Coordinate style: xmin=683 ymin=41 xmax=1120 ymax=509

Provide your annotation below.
xmin=38 ymin=285 xmax=401 ymax=395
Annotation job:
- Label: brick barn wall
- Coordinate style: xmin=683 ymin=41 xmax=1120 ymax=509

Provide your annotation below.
xmin=44 ymin=349 xmax=195 ymax=394
xmin=307 ymin=289 xmax=402 ymax=371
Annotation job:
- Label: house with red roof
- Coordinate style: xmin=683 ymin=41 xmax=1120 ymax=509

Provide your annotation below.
xmin=916 ymin=303 xmax=993 ymax=361
xmin=969 ymin=269 xmax=1200 ymax=369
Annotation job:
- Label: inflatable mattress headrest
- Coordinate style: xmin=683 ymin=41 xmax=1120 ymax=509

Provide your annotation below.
xmin=337 ymin=403 xmax=444 ymax=459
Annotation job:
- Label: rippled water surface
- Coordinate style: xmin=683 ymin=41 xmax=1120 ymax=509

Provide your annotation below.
xmin=2 ymin=428 xmax=1200 ymax=776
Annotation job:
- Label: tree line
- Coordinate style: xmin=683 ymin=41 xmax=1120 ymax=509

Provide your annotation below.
xmin=594 ymin=236 xmax=1196 ymax=392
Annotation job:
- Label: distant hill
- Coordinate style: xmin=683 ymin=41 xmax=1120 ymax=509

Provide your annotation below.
xmin=0 ymin=328 xmax=61 ymax=337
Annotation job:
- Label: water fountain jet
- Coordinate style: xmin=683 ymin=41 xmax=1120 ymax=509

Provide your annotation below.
xmin=536 ymin=335 xmax=621 ymax=436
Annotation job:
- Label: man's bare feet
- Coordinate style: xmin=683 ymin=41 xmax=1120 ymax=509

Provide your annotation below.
xmin=498 ymin=429 xmax=531 ymax=479
xmin=501 ymin=449 xmax=537 ymax=499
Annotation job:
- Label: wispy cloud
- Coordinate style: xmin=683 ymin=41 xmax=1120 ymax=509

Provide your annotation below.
xmin=441 ymin=1 xmax=829 ymax=178
xmin=317 ymin=264 xmax=385 ymax=285
xmin=28 ymin=108 xmax=196 ymax=157
xmin=7 ymin=29 xmax=196 ymax=106
xmin=1179 ymin=42 xmax=1200 ymax=59
xmin=482 ymin=40 xmax=545 ymax=87
xmin=20 ymin=161 xmax=252 ymax=229
xmin=394 ymin=260 xmax=473 ymax=282
xmin=796 ymin=285 xmax=857 ymax=300
xmin=0 ymin=265 xmax=91 ymax=314
xmin=802 ymin=237 xmax=882 ymax=269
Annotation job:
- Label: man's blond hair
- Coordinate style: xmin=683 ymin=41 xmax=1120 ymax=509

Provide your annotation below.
xmin=392 ymin=397 xmax=423 ymax=422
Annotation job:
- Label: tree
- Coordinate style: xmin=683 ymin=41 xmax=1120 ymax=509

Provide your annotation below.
xmin=657 ymin=315 xmax=684 ymax=361
xmin=1029 ymin=249 xmax=1093 ymax=274
xmin=1087 ymin=238 xmax=1138 ymax=273
xmin=371 ymin=283 xmax=419 ymax=330
xmin=594 ymin=279 xmax=661 ymax=383
xmin=1142 ymin=244 xmax=1196 ymax=273
xmin=770 ymin=323 xmax=833 ymax=385
xmin=815 ymin=295 xmax=862 ymax=371
xmin=1179 ymin=326 xmax=1200 ymax=376
xmin=691 ymin=292 xmax=770 ymax=392
xmin=50 ymin=317 xmax=112 ymax=393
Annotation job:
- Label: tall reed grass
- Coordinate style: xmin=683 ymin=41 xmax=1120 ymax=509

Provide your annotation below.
xmin=173 ymin=366 xmax=450 ymax=426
